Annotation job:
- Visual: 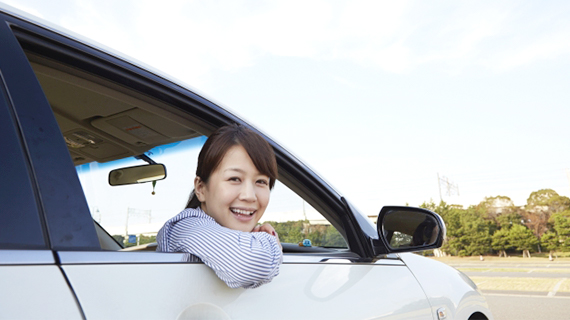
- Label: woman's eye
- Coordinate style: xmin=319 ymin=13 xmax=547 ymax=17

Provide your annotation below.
xmin=257 ymin=179 xmax=269 ymax=185
xmin=229 ymin=177 xmax=241 ymax=182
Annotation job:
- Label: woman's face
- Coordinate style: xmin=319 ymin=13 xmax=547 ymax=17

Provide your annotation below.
xmin=195 ymin=145 xmax=271 ymax=232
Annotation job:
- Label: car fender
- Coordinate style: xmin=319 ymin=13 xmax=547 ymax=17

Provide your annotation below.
xmin=399 ymin=253 xmax=494 ymax=320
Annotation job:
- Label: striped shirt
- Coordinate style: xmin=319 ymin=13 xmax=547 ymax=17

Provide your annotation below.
xmin=156 ymin=207 xmax=283 ymax=289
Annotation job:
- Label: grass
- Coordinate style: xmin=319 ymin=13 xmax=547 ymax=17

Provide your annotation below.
xmin=559 ymin=279 xmax=570 ymax=292
xmin=430 ymin=255 xmax=570 ymax=265
xmin=527 ymin=252 xmax=570 ymax=259
xmin=457 ymin=267 xmax=570 ymax=273
xmin=458 ymin=268 xmax=527 ymax=272
xmin=471 ymin=277 xmax=562 ymax=292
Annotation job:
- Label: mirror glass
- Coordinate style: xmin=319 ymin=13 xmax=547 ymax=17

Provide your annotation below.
xmin=109 ymin=164 xmax=166 ymax=186
xmin=382 ymin=210 xmax=439 ymax=249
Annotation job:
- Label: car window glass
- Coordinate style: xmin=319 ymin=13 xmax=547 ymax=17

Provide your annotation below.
xmin=76 ymin=137 xmax=203 ymax=246
xmin=75 ymin=137 xmax=346 ymax=249
xmin=262 ymin=181 xmax=347 ymax=248
xmin=19 ymin=47 xmax=346 ymax=250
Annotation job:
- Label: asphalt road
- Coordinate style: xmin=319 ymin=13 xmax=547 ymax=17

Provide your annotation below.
xmin=484 ymin=294 xmax=570 ymax=320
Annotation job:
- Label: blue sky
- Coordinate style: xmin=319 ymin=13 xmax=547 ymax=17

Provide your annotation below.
xmin=3 ymin=0 xmax=570 ymax=216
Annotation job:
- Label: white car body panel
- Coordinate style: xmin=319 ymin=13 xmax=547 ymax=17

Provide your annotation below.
xmin=400 ymin=253 xmax=494 ymax=320
xmin=63 ymin=255 xmax=434 ymax=319
xmin=0 ymin=263 xmax=82 ymax=319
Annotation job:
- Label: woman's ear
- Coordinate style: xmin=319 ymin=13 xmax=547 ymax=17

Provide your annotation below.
xmin=194 ymin=176 xmax=206 ymax=202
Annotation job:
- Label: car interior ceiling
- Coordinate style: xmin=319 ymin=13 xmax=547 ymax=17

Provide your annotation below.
xmin=25 ymin=52 xmax=203 ymax=166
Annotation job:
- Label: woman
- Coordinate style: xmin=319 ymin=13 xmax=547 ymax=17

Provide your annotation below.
xmin=156 ymin=124 xmax=282 ymax=289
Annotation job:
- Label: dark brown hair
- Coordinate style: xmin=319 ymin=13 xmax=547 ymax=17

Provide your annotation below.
xmin=186 ymin=123 xmax=278 ymax=208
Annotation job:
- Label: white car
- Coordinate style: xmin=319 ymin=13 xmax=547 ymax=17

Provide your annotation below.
xmin=0 ymin=3 xmax=493 ymax=320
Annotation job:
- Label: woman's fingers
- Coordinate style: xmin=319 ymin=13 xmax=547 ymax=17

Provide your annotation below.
xmin=254 ymin=224 xmax=282 ymax=248
xmin=253 ymin=224 xmax=282 ymax=249
xmin=256 ymin=223 xmax=273 ymax=234
xmin=261 ymin=224 xmax=282 ymax=250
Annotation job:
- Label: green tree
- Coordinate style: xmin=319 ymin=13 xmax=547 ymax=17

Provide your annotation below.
xmin=476 ymin=195 xmax=521 ymax=239
xmin=522 ymin=189 xmax=570 ymax=242
xmin=420 ymin=200 xmax=461 ymax=255
xmin=526 ymin=189 xmax=570 ymax=212
xmin=495 ymin=212 xmax=523 ymax=229
xmin=321 ymin=226 xmax=346 ymax=247
xmin=419 ymin=192 xmax=568 ymax=258
xmin=477 ymin=195 xmax=515 ymax=220
xmin=457 ymin=206 xmax=492 ymax=256
xmin=491 ymin=228 xmax=511 ymax=257
xmin=268 ymin=220 xmax=346 ymax=247
xmin=270 ymin=220 xmax=305 ymax=244
xmin=541 ymin=231 xmax=559 ymax=259
xmin=547 ymin=195 xmax=570 ymax=213
xmin=421 ymin=200 xmax=491 ymax=256
xmin=550 ymin=211 xmax=570 ymax=251
xmin=139 ymin=235 xmax=156 ymax=245
xmin=508 ymin=224 xmax=539 ymax=257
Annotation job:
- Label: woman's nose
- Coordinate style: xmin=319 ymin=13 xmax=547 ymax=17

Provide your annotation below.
xmin=239 ymin=181 xmax=257 ymax=202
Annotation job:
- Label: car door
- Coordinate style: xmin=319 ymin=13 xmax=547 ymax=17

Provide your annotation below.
xmin=58 ymin=252 xmax=433 ymax=319
xmin=1 ymin=9 xmax=435 ymax=320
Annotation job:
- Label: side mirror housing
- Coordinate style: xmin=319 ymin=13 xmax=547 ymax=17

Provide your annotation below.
xmin=373 ymin=206 xmax=446 ymax=255
xmin=108 ymin=164 xmax=166 ymax=186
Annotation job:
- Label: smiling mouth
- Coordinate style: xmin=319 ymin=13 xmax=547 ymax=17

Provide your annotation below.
xmin=230 ymin=208 xmax=256 ymax=216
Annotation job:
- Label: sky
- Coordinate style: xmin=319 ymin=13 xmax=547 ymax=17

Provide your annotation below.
xmin=3 ymin=0 xmax=570 ymax=218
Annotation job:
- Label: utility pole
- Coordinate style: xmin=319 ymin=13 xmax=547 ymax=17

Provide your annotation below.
xmin=437 ymin=173 xmax=442 ymax=202
xmin=125 ymin=207 xmax=152 ymax=246
xmin=125 ymin=208 xmax=130 ymax=246
xmin=437 ymin=173 xmax=460 ymax=202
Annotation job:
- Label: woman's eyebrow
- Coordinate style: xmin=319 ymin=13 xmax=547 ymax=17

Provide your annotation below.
xmin=224 ymin=168 xmax=266 ymax=177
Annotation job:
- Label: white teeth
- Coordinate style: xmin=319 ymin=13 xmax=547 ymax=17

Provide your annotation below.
xmin=231 ymin=208 xmax=254 ymax=215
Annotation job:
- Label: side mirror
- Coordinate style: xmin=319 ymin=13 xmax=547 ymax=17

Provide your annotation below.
xmin=108 ymin=164 xmax=166 ymax=186
xmin=374 ymin=206 xmax=446 ymax=255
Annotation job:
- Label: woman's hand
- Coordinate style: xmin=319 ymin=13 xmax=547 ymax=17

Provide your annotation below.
xmin=252 ymin=223 xmax=282 ymax=251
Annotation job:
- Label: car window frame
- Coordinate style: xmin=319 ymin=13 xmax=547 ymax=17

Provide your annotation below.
xmin=0 ymin=14 xmax=99 ymax=251
xmin=0 ymin=57 xmax=47 ymax=250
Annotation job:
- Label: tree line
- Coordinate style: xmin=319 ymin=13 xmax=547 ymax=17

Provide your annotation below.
xmin=268 ymin=220 xmax=347 ymax=248
xmin=113 ymin=223 xmax=346 ymax=248
xmin=420 ymin=189 xmax=570 ymax=258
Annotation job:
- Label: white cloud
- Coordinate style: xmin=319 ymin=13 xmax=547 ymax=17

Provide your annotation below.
xmin=487 ymin=30 xmax=570 ymax=71
xmin=6 ymin=0 xmax=570 ymax=81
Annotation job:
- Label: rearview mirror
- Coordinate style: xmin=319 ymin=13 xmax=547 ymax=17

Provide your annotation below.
xmin=374 ymin=206 xmax=445 ymax=254
xmin=108 ymin=164 xmax=166 ymax=186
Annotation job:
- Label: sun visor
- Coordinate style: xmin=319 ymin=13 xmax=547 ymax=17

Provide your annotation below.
xmin=91 ymin=108 xmax=196 ymax=146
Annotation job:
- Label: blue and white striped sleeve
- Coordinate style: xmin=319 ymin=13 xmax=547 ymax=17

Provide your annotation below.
xmin=160 ymin=210 xmax=283 ymax=289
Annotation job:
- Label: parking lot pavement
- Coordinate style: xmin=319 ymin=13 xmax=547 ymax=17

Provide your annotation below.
xmin=484 ymin=293 xmax=570 ymax=320
xmin=431 ymin=257 xmax=570 ymax=318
